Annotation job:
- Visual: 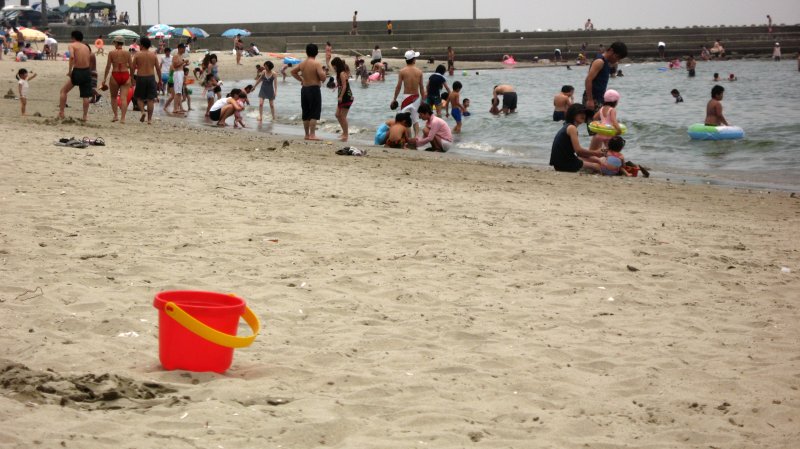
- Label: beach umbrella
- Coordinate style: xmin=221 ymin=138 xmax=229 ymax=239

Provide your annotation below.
xmin=187 ymin=27 xmax=209 ymax=38
xmin=147 ymin=23 xmax=174 ymax=33
xmin=186 ymin=27 xmax=209 ymax=38
xmin=168 ymin=27 xmax=194 ymax=38
xmin=68 ymin=1 xmax=88 ymax=11
xmin=107 ymin=29 xmax=140 ymax=40
xmin=56 ymin=4 xmax=72 ymax=13
xmin=18 ymin=27 xmax=47 ymax=42
xmin=147 ymin=31 xmax=171 ymax=39
xmin=221 ymin=28 xmax=250 ymax=37
xmin=86 ymin=1 xmax=115 ymax=11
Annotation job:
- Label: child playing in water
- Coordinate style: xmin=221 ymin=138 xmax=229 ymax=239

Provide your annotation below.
xmin=233 ymin=94 xmax=247 ymax=128
xmin=203 ymin=74 xmax=219 ymax=117
xmin=704 ymin=85 xmax=729 ymax=126
xmin=426 ymin=64 xmax=450 ymax=116
xmin=552 ymin=85 xmax=574 ymax=121
xmin=600 ymin=136 xmax=650 ymax=178
xmin=449 ymin=81 xmax=464 ymax=133
xmin=439 ymin=92 xmax=450 ymax=118
xmin=671 ymin=89 xmax=683 ymax=103
xmin=462 ymin=98 xmax=471 ymax=116
xmin=281 ymin=63 xmax=292 ymax=82
xmin=385 ymin=112 xmax=413 ymax=149
xmin=589 ymin=89 xmax=623 ymax=151
xmin=17 ymin=68 xmax=37 ymax=116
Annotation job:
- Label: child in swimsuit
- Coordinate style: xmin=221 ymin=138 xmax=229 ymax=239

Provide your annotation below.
xmin=462 ymin=98 xmax=471 ymax=116
xmin=589 ymin=89 xmax=622 ymax=151
xmin=233 ymin=95 xmax=247 ymax=128
xmin=600 ymin=136 xmax=650 ymax=177
xmin=449 ymin=81 xmax=464 ymax=133
xmin=384 ymin=112 xmax=413 ymax=149
xmin=438 ymin=92 xmax=450 ymax=118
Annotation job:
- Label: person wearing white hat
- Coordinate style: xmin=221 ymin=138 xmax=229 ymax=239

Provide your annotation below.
xmin=391 ymin=50 xmax=425 ymax=137
xmin=773 ymin=43 xmax=781 ymax=62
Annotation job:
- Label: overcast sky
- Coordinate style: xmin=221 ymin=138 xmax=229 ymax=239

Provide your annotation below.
xmin=107 ymin=0 xmax=798 ymax=32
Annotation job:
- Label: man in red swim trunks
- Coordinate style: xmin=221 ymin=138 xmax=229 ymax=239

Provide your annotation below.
xmin=101 ymin=35 xmax=133 ymax=123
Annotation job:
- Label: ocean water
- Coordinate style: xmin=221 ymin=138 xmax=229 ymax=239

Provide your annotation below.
xmin=206 ymin=59 xmax=800 ymax=189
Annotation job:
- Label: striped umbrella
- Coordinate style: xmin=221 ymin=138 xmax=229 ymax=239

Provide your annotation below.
xmin=168 ymin=27 xmax=195 ymax=38
xmin=186 ymin=27 xmax=209 ymax=38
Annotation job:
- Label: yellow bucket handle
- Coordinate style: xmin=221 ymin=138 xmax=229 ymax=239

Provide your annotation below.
xmin=164 ymin=300 xmax=260 ymax=349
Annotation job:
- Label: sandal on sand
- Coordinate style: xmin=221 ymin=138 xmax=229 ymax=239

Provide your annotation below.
xmin=82 ymin=137 xmax=105 ymax=146
xmin=55 ymin=137 xmax=88 ymax=148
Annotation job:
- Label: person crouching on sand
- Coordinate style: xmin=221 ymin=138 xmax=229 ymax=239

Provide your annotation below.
xmin=208 ymin=88 xmax=245 ymax=127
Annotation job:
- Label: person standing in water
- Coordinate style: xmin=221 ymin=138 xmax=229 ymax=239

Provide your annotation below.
xmin=390 ymin=50 xmax=425 ymax=137
xmin=331 ymin=57 xmax=354 ymax=141
xmin=291 ymin=43 xmax=326 ymax=140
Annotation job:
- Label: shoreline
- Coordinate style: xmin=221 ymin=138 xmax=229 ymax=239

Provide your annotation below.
xmin=2 ymin=52 xmax=797 ymax=192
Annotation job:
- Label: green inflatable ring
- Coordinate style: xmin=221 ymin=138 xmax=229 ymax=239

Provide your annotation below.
xmin=588 ymin=121 xmax=627 ymax=136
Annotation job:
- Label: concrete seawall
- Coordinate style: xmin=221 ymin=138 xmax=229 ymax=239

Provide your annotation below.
xmin=52 ymin=20 xmax=798 ymax=61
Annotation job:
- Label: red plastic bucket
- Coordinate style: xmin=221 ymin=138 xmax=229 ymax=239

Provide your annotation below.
xmin=153 ymin=291 xmax=260 ymax=373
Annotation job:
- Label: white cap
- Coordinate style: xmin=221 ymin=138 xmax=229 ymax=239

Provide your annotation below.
xmin=404 ymin=49 xmax=420 ymax=60
xmin=775 ymin=42 xmax=780 ymax=46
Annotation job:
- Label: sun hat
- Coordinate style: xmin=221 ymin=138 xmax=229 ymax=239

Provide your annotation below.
xmin=604 ymin=89 xmax=620 ymax=102
xmin=112 ymin=35 xmax=125 ymax=44
xmin=404 ymin=49 xmax=420 ymax=60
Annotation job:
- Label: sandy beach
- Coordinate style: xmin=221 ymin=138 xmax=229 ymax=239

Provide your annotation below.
xmin=1 ymin=49 xmax=799 ymax=448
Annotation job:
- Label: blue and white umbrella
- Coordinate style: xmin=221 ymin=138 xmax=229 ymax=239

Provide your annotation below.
xmin=221 ymin=28 xmax=250 ymax=37
xmin=187 ymin=27 xmax=209 ymax=38
xmin=147 ymin=23 xmax=174 ymax=33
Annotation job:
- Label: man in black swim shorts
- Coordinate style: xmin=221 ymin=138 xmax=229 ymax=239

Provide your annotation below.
xmin=491 ymin=84 xmax=517 ymax=114
xmin=58 ymin=30 xmax=94 ymax=121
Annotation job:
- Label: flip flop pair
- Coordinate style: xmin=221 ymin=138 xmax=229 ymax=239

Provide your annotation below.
xmin=55 ymin=137 xmax=88 ymax=148
xmin=82 ymin=137 xmax=105 ymax=146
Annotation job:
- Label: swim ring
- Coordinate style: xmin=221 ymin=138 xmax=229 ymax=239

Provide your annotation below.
xmin=588 ymin=121 xmax=627 ymax=136
xmin=368 ymin=72 xmax=381 ymax=81
xmin=502 ymin=56 xmax=517 ymax=65
xmin=283 ymin=57 xmax=301 ymax=65
xmin=687 ymin=124 xmax=745 ymax=140
xmin=374 ymin=123 xmax=389 ymax=145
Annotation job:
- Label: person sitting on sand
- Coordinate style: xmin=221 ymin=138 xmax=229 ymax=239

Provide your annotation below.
xmin=704 ymin=85 xmax=729 ymax=126
xmin=599 ymin=136 xmax=648 ymax=177
xmin=384 ymin=112 xmax=413 ymax=149
xmin=208 ymin=88 xmax=245 ymax=127
xmin=549 ymin=103 xmax=603 ymax=173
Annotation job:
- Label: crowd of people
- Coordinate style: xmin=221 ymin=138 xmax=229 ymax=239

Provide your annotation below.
xmin=12 ymin=21 xmax=799 ymax=167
